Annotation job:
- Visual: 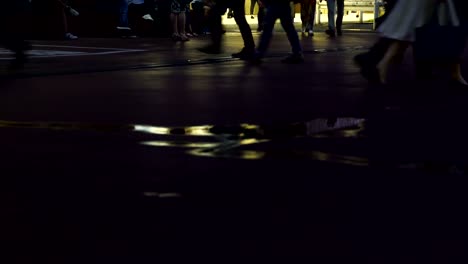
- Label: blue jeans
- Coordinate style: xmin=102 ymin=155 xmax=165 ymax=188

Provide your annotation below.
xmin=326 ymin=0 xmax=344 ymax=31
xmin=119 ymin=0 xmax=129 ymax=27
xmin=257 ymin=2 xmax=302 ymax=56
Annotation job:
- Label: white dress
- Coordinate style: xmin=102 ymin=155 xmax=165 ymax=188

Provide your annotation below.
xmin=377 ymin=0 xmax=460 ymax=42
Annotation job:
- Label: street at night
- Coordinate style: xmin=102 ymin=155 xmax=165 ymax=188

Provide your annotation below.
xmin=1 ymin=29 xmax=468 ymax=262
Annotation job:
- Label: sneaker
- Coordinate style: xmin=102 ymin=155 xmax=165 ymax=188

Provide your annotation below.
xmin=197 ymin=45 xmax=222 ymax=54
xmin=179 ymin=34 xmax=190 ymax=41
xmin=172 ymin=33 xmax=181 ymax=41
xmin=64 ymin=33 xmax=78 ymax=40
xmin=281 ymin=53 xmax=304 ymax=64
xmin=232 ymin=47 xmax=255 ymax=60
xmin=308 ymin=30 xmax=314 ymax=36
xmin=142 ymin=14 xmax=154 ymax=21
xmin=325 ymin=29 xmax=336 ymax=37
xmin=353 ymin=53 xmax=380 ymax=83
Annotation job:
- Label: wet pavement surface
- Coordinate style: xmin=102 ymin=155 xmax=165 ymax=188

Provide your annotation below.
xmin=1 ymin=32 xmax=468 ymax=262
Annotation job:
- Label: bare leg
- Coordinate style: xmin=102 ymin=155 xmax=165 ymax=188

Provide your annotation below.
xmin=178 ymin=12 xmax=186 ymax=35
xmin=171 ymin=13 xmax=179 ymax=39
xmin=178 ymin=12 xmax=189 ymax=41
xmin=450 ymin=63 xmax=468 ymax=85
xmin=376 ymin=41 xmax=409 ymax=84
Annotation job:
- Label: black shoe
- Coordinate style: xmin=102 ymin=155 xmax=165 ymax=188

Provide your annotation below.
xmin=232 ymin=48 xmax=255 ymax=60
xmin=281 ymin=53 xmax=304 ymax=64
xmin=245 ymin=52 xmax=263 ymax=65
xmin=337 ymin=29 xmax=343 ymax=36
xmin=257 ymin=27 xmax=263 ymax=32
xmin=325 ymin=29 xmax=336 ymax=37
xmin=353 ymin=53 xmax=380 ymax=83
xmin=353 ymin=53 xmax=369 ymax=67
xmin=198 ymin=45 xmax=222 ymax=54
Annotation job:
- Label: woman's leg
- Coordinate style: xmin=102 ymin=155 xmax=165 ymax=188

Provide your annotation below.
xmin=178 ymin=11 xmax=187 ymax=36
xmin=376 ymin=40 xmax=409 ymax=84
xmin=449 ymin=63 xmax=468 ymax=85
xmin=171 ymin=13 xmax=179 ymax=39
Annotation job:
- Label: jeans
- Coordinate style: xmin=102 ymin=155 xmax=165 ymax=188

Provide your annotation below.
xmin=258 ymin=2 xmax=302 ymax=56
xmin=119 ymin=0 xmax=153 ymax=28
xmin=119 ymin=0 xmax=130 ymax=27
xmin=326 ymin=0 xmax=344 ymax=31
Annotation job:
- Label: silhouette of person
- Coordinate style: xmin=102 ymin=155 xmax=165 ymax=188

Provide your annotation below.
xmin=198 ymin=0 xmax=256 ymax=60
xmin=0 ymin=1 xmax=31 ymax=69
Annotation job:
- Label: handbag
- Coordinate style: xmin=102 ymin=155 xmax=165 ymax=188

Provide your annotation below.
xmin=413 ymin=0 xmax=466 ymax=63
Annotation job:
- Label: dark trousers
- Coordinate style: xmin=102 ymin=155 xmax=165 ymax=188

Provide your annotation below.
xmin=250 ymin=0 xmax=258 ymax=15
xmin=336 ymin=0 xmax=344 ymax=32
xmin=0 ymin=1 xmax=30 ymax=50
xmin=191 ymin=2 xmax=205 ymax=34
xmin=327 ymin=0 xmax=344 ymax=32
xmin=258 ymin=6 xmax=265 ymax=30
xmin=301 ymin=0 xmax=316 ymax=31
xmin=208 ymin=0 xmax=255 ymax=50
xmin=258 ymin=2 xmax=302 ymax=56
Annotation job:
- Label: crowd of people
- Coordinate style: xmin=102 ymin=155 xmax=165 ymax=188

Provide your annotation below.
xmin=1 ymin=0 xmax=467 ymax=86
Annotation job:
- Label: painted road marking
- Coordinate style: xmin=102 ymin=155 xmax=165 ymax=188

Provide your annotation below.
xmin=0 ymin=45 xmax=146 ymax=60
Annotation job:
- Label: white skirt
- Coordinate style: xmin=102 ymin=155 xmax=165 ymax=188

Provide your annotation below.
xmin=377 ymin=0 xmax=460 ymax=42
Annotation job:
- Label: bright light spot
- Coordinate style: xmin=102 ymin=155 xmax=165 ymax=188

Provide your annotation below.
xmin=185 ymin=126 xmax=214 ymax=136
xmin=134 ymin=125 xmax=170 ymax=135
xmin=239 ymin=138 xmax=265 ymax=145
xmin=240 ymin=151 xmax=266 ymax=160
xmin=141 ymin=141 xmax=219 ymax=148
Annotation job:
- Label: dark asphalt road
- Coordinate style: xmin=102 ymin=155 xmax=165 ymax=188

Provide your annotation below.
xmin=1 ymin=32 xmax=468 ymax=262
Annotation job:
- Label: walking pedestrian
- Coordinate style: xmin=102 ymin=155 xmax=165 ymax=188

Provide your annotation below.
xmin=198 ymin=0 xmax=256 ymax=60
xmin=376 ymin=0 xmax=466 ymax=85
xmin=0 ymin=1 xmax=32 ymax=69
xmin=253 ymin=0 xmax=304 ymax=64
